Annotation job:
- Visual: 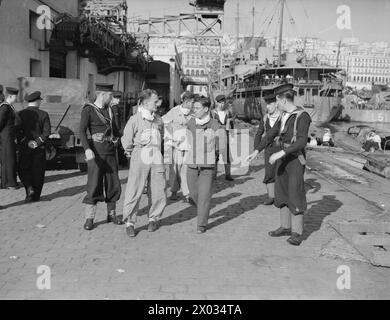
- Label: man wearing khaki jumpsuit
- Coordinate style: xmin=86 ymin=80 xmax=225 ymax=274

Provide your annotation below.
xmin=162 ymin=91 xmax=194 ymax=202
xmin=121 ymin=89 xmax=167 ymax=237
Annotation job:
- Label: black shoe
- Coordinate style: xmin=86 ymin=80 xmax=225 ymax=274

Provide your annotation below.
xmin=25 ymin=197 xmax=33 ymax=203
xmin=148 ymin=221 xmax=158 ymax=232
xmin=268 ymin=227 xmax=291 ymax=237
xmin=263 ymin=198 xmax=274 ymax=206
xmin=225 ymin=175 xmax=234 ymax=181
xmin=287 ymin=233 xmax=303 ymax=246
xmin=25 ymin=187 xmax=35 ymax=202
xmin=188 ymin=198 xmax=197 ymax=207
xmin=31 ymin=196 xmax=40 ymax=202
xmin=170 ymin=192 xmax=179 ymax=201
xmin=197 ymin=226 xmax=207 ymax=234
xmin=107 ymin=214 xmax=124 ymax=225
xmin=126 ymin=225 xmax=136 ymax=237
xmin=84 ymin=219 xmax=94 ymax=231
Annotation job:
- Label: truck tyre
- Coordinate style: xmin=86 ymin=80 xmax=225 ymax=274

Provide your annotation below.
xmin=79 ymin=163 xmax=88 ymax=172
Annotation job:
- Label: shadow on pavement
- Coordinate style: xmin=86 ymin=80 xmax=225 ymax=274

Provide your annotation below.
xmin=45 ymin=171 xmax=85 ymax=183
xmin=207 ymin=194 xmax=267 ymax=231
xmin=305 ymin=178 xmax=322 ymax=194
xmin=303 ymin=195 xmax=343 ymax=241
xmin=1 ymin=178 xmax=128 ymax=209
xmin=134 ymin=192 xmax=243 ymax=234
xmin=213 ymin=176 xmax=255 ymax=194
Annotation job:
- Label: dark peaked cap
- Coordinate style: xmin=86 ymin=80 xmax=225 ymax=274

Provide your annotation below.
xmin=26 ymin=91 xmax=43 ymax=102
xmin=95 ymin=83 xmax=114 ymax=92
xmin=215 ymin=94 xmax=226 ymax=102
xmin=274 ymin=83 xmax=294 ymax=96
xmin=6 ymin=87 xmax=19 ymax=95
xmin=264 ymin=92 xmax=277 ymax=104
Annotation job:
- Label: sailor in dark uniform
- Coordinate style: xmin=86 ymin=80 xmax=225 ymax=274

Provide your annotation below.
xmin=16 ymin=91 xmax=51 ymax=202
xmin=79 ymin=85 xmax=123 ymax=231
xmin=248 ymin=92 xmax=281 ymax=205
xmin=247 ymin=84 xmax=311 ymax=246
xmin=0 ymin=87 xmax=19 ymax=189
xmin=211 ymin=94 xmax=234 ymax=181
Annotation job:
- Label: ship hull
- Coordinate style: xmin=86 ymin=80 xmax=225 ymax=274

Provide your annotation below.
xmin=231 ymin=95 xmax=342 ymax=123
xmin=340 ymin=109 xmax=390 ymax=123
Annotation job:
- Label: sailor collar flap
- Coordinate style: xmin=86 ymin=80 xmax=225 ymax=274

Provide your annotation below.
xmin=279 ymin=108 xmax=305 ymax=135
xmin=0 ymin=102 xmax=15 ymax=113
xmin=86 ymin=103 xmax=113 ymax=126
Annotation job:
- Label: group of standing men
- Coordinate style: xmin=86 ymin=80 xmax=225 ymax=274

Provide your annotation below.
xmin=0 ymin=85 xmax=51 ymax=203
xmin=80 ymin=87 xmax=234 ymax=236
xmin=1 ymin=81 xmax=311 ymax=246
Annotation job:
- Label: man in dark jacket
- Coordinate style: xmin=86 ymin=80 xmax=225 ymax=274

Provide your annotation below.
xmin=211 ymin=94 xmax=234 ymax=181
xmin=16 ymin=91 xmax=51 ymax=202
xmin=0 ymin=87 xmax=19 ymax=189
xmin=79 ymin=85 xmax=123 ymax=231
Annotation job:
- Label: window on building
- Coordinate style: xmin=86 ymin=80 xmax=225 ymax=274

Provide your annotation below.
xmin=196 ymin=70 xmax=199 ymax=76
xmin=29 ymin=10 xmax=44 ymax=42
xmin=50 ymin=50 xmax=67 ymax=78
xmin=30 ymin=58 xmax=42 ymax=77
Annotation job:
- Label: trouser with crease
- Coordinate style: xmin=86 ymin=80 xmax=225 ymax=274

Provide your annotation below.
xmin=187 ymin=166 xmax=215 ymax=228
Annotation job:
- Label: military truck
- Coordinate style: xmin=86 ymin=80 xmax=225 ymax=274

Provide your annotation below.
xmin=14 ymin=77 xmax=130 ymax=172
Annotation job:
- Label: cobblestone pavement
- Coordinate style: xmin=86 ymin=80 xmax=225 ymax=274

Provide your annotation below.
xmin=1 ymin=154 xmax=390 ymax=300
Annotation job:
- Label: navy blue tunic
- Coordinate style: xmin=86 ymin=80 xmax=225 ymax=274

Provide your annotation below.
xmin=256 ymin=109 xmax=311 ymax=214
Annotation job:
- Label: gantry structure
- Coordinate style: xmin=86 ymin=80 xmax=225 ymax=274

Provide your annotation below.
xmin=134 ymin=0 xmax=226 ymax=90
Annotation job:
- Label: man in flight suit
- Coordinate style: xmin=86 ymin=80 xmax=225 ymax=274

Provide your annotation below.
xmin=121 ymin=89 xmax=167 ymax=238
xmin=162 ymin=91 xmax=194 ymax=202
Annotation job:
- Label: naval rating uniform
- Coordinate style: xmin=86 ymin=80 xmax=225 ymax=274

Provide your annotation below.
xmin=255 ymin=107 xmax=311 ymax=218
xmin=16 ymin=105 xmax=51 ymax=201
xmin=254 ymin=112 xmax=281 ymax=185
xmin=0 ymin=101 xmax=18 ymax=189
xmin=79 ymin=103 xmax=122 ymax=218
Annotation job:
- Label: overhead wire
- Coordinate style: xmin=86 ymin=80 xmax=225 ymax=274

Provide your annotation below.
xmin=260 ymin=0 xmax=280 ymax=37
xmin=258 ymin=0 xmax=280 ymax=36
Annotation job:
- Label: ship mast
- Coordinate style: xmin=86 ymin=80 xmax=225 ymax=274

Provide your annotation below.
xmin=278 ymin=0 xmax=285 ymax=67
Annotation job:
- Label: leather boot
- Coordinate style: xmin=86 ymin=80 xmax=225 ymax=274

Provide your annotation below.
xmin=263 ymin=198 xmax=274 ymax=205
xmin=287 ymin=232 xmax=303 ymax=246
xmin=268 ymin=227 xmax=291 ymax=237
xmin=107 ymin=210 xmax=124 ymax=225
xmin=84 ymin=219 xmax=94 ymax=231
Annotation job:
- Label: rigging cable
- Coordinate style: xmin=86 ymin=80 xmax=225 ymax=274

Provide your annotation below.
xmin=261 ymin=0 xmax=280 ymax=37
xmin=259 ymin=0 xmax=280 ymax=36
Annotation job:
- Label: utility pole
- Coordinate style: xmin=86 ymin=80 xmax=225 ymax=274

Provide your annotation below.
xmin=251 ymin=0 xmax=255 ymax=37
xmin=278 ymin=0 xmax=285 ymax=67
xmin=336 ymin=39 xmax=342 ymax=68
xmin=236 ymin=0 xmax=240 ymax=47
